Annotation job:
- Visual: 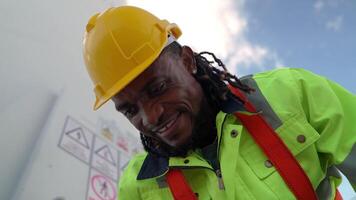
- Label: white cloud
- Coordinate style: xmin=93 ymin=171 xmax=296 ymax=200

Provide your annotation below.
xmin=326 ymin=15 xmax=343 ymax=31
xmin=314 ymin=0 xmax=325 ymax=12
xmin=231 ymin=44 xmax=267 ymax=67
xmin=126 ymin=0 xmax=281 ymax=75
xmin=313 ymin=1 xmax=344 ymax=32
xmin=314 ymin=0 xmax=341 ymax=13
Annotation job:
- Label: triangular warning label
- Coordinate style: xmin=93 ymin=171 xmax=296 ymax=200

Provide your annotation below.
xmin=95 ymin=145 xmax=116 ymax=166
xmin=65 ymin=127 xmax=90 ymax=149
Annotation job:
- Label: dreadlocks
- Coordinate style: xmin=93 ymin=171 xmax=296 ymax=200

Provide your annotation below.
xmin=140 ymin=42 xmax=253 ymax=157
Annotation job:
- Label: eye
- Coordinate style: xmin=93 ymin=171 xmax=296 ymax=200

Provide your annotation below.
xmin=123 ymin=106 xmax=138 ymax=118
xmin=149 ymin=81 xmax=167 ymax=96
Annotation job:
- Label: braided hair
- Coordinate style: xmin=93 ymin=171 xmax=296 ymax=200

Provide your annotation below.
xmin=140 ymin=42 xmax=253 ymax=157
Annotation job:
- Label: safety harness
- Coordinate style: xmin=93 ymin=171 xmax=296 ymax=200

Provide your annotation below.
xmin=165 ymin=86 xmax=343 ymax=200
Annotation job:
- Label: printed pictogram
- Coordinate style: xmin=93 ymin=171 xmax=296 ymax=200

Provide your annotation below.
xmin=58 ymin=116 xmax=94 ymax=164
xmin=95 ymin=145 xmax=116 ymax=166
xmin=65 ymin=127 xmax=90 ymax=149
xmin=92 ymin=137 xmax=119 ymax=180
xmin=87 ymin=169 xmax=117 ymax=200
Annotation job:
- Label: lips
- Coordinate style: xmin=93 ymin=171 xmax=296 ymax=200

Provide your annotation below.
xmin=152 ymin=112 xmax=181 ymax=137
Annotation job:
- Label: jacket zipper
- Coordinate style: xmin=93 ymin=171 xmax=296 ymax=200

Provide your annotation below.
xmin=169 ymin=114 xmax=229 ymax=191
xmin=215 ymin=114 xmax=228 ymax=190
xmin=215 ymin=169 xmax=225 ymax=190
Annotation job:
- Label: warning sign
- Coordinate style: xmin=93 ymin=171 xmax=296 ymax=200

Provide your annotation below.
xmin=87 ymin=169 xmax=117 ymax=200
xmin=59 ymin=116 xmax=94 ymax=164
xmin=66 ymin=127 xmax=90 ymax=149
xmin=92 ymin=137 xmax=119 ymax=180
xmin=96 ymin=145 xmax=116 ymax=166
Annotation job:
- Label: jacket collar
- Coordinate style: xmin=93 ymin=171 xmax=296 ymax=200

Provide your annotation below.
xmin=137 ymin=153 xmax=169 ymax=180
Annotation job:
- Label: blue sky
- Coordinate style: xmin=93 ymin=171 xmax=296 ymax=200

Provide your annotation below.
xmin=240 ymin=0 xmax=356 ymax=93
xmin=126 ymin=0 xmax=355 ymax=93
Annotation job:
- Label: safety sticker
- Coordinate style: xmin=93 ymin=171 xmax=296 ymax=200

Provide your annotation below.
xmin=87 ymin=168 xmax=117 ymax=200
xmin=92 ymin=136 xmax=119 ymax=181
xmin=59 ymin=116 xmax=94 ymax=164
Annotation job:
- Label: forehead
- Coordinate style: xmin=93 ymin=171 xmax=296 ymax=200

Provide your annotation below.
xmin=112 ymin=52 xmax=184 ymax=101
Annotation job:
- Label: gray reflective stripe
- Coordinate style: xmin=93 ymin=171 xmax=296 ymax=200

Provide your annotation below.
xmin=316 ymin=177 xmax=332 ymax=200
xmin=156 ymin=176 xmax=168 ymax=188
xmin=327 ymin=165 xmax=341 ymax=178
xmin=337 ymin=145 xmax=356 ymax=185
xmin=316 ymin=166 xmax=342 ymax=200
xmin=240 ymin=75 xmax=282 ymax=130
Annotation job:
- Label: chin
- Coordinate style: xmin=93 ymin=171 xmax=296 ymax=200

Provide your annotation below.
xmin=164 ymin=134 xmax=191 ymax=149
xmin=158 ymin=132 xmax=194 ymax=157
xmin=168 ymin=139 xmax=189 ymax=149
xmin=165 ymin=113 xmax=194 ymax=146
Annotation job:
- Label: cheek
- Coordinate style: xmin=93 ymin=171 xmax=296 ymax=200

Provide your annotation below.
xmin=129 ymin=116 xmax=143 ymax=132
xmin=165 ymin=86 xmax=202 ymax=114
xmin=184 ymin=81 xmax=204 ymax=112
xmin=159 ymin=112 xmax=194 ymax=147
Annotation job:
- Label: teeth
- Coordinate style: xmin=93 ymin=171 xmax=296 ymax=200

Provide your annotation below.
xmin=158 ymin=126 xmax=168 ymax=133
xmin=156 ymin=114 xmax=179 ymax=134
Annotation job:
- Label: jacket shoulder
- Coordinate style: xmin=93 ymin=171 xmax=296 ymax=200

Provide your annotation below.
xmin=121 ymin=152 xmax=147 ymax=180
xmin=251 ymin=67 xmax=316 ymax=80
xmin=118 ymin=152 xmax=147 ymax=198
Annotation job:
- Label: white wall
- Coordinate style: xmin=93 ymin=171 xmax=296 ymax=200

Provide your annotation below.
xmin=9 ymin=88 xmax=140 ymax=200
xmin=0 ymin=0 xmax=141 ymax=200
xmin=0 ymin=88 xmax=57 ymax=200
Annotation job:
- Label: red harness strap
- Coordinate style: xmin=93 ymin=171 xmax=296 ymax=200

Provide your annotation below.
xmin=229 ymin=85 xmax=318 ymax=200
xmin=165 ymin=86 xmax=342 ymax=200
xmin=166 ymin=169 xmax=197 ymax=200
xmin=335 ymin=189 xmax=343 ymax=200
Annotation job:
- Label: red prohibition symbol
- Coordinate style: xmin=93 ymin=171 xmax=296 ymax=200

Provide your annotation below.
xmin=91 ymin=175 xmax=116 ymax=200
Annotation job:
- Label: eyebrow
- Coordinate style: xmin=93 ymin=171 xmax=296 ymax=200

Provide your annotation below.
xmin=115 ymin=76 xmax=164 ymax=111
xmin=115 ymin=102 xmax=128 ymax=112
xmin=140 ymin=76 xmax=162 ymax=93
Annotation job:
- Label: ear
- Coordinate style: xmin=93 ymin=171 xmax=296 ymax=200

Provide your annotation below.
xmin=181 ymin=46 xmax=197 ymax=74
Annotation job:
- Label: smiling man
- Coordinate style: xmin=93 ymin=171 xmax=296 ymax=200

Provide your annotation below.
xmin=83 ymin=6 xmax=355 ymax=200
xmin=111 ymin=43 xmax=216 ymax=155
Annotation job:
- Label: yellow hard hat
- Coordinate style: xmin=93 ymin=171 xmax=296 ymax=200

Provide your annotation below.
xmin=83 ymin=6 xmax=182 ymax=110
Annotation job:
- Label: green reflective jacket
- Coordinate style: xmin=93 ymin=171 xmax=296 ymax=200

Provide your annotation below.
xmin=118 ymin=68 xmax=356 ymax=200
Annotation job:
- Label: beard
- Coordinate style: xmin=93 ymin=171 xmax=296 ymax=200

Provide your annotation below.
xmin=146 ymin=97 xmax=219 ymax=157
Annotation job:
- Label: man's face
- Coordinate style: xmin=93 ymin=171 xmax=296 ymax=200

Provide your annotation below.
xmin=112 ymin=47 xmax=204 ymax=148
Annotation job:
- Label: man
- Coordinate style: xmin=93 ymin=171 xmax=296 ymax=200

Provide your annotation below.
xmin=83 ymin=6 xmax=355 ymax=200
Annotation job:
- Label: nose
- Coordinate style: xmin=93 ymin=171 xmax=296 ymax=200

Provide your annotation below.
xmin=140 ymin=101 xmax=164 ymax=129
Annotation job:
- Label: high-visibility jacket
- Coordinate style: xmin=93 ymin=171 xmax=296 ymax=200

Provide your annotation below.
xmin=118 ymin=68 xmax=356 ymax=199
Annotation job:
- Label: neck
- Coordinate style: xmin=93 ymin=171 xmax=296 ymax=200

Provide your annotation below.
xmin=191 ymin=95 xmax=219 ymax=148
